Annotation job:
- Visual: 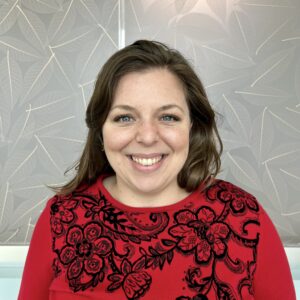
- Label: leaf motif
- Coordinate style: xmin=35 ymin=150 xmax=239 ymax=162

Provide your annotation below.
xmin=295 ymin=58 xmax=300 ymax=101
xmin=221 ymin=94 xmax=251 ymax=142
xmin=149 ymin=246 xmax=159 ymax=256
xmin=201 ymin=42 xmax=254 ymax=70
xmin=9 ymin=193 xmax=48 ymax=229
xmin=128 ymin=235 xmax=141 ymax=244
xmin=121 ymin=258 xmax=131 ymax=275
xmin=0 ymin=36 xmax=40 ymax=62
xmin=207 ymin=0 xmax=227 ymax=22
xmin=262 ymin=167 xmax=289 ymax=212
xmin=251 ymin=48 xmax=295 ymax=88
xmin=177 ymin=13 xmax=226 ymax=42
xmin=227 ymin=153 xmax=261 ymax=190
xmin=139 ymin=247 xmax=147 ymax=256
xmin=250 ymin=108 xmax=274 ymax=163
xmin=166 ymin=251 xmax=173 ymax=264
xmin=50 ymin=25 xmax=95 ymax=53
xmin=0 ymin=182 xmax=12 ymax=231
xmin=266 ymin=142 xmax=300 ymax=166
xmin=22 ymin=56 xmax=54 ymax=104
xmin=133 ymin=256 xmax=146 ymax=271
xmin=174 ymin=0 xmax=198 ymax=14
xmin=236 ymin=85 xmax=291 ymax=106
xmin=17 ymin=6 xmax=48 ymax=51
xmin=74 ymin=0 xmax=101 ymax=23
xmin=107 ymin=280 xmax=123 ymax=291
xmin=0 ymin=55 xmax=23 ymax=108
xmin=2 ymin=145 xmax=37 ymax=184
xmin=218 ymin=128 xmax=246 ymax=153
xmin=0 ymin=0 xmax=19 ymax=35
xmin=162 ymin=239 xmax=176 ymax=247
xmin=48 ymin=0 xmax=76 ymax=43
xmin=227 ymin=8 xmax=254 ymax=53
xmin=22 ymin=0 xmax=60 ymax=14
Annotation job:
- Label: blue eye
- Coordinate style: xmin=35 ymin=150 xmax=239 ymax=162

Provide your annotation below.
xmin=161 ymin=115 xmax=180 ymax=121
xmin=114 ymin=115 xmax=134 ymax=122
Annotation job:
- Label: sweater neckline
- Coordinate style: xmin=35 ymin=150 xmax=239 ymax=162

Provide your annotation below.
xmin=96 ymin=174 xmax=207 ymax=213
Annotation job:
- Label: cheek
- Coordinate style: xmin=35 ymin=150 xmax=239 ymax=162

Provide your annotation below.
xmin=160 ymin=127 xmax=190 ymax=150
xmin=103 ymin=127 xmax=134 ymax=150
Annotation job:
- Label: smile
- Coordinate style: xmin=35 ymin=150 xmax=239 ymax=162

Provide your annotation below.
xmin=130 ymin=155 xmax=164 ymax=166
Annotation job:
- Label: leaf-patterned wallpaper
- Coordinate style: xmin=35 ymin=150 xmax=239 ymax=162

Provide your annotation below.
xmin=0 ymin=0 xmax=299 ymax=245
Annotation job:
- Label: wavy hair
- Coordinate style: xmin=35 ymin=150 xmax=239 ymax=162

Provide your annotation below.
xmin=53 ymin=40 xmax=223 ymax=195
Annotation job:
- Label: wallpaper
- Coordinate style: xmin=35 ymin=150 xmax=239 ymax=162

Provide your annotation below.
xmin=0 ymin=0 xmax=299 ymax=245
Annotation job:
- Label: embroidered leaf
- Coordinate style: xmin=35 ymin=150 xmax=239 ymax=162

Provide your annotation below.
xmin=108 ymin=273 xmax=123 ymax=283
xmin=99 ymin=271 xmax=105 ymax=282
xmin=82 ymin=201 xmax=95 ymax=210
xmin=139 ymin=247 xmax=147 ymax=256
xmin=128 ymin=235 xmax=141 ymax=244
xmin=149 ymin=246 xmax=160 ymax=256
xmin=146 ymin=257 xmax=154 ymax=268
xmin=121 ymin=259 xmax=132 ymax=275
xmin=162 ymin=239 xmax=176 ymax=247
xmin=158 ymin=255 xmax=166 ymax=269
xmin=120 ymin=233 xmax=129 ymax=242
xmin=166 ymin=251 xmax=174 ymax=264
xmin=133 ymin=256 xmax=146 ymax=271
xmin=231 ymin=230 xmax=259 ymax=247
xmin=85 ymin=211 xmax=92 ymax=218
xmin=216 ymin=282 xmax=236 ymax=300
xmin=107 ymin=281 xmax=123 ymax=291
xmin=246 ymin=198 xmax=259 ymax=212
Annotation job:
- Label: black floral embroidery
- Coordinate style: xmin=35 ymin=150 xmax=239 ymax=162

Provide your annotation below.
xmin=206 ymin=180 xmax=259 ymax=214
xmin=57 ymin=221 xmax=113 ymax=291
xmin=50 ymin=195 xmax=78 ymax=236
xmin=107 ymin=257 xmax=151 ymax=299
xmin=169 ymin=206 xmax=230 ymax=263
xmin=50 ymin=179 xmax=260 ymax=299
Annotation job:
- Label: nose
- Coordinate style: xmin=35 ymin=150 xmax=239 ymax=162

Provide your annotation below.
xmin=135 ymin=120 xmax=159 ymax=145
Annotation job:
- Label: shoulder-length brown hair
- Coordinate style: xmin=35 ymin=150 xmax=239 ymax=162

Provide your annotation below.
xmin=53 ymin=40 xmax=223 ymax=195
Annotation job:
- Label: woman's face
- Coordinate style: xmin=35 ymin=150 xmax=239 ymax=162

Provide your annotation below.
xmin=102 ymin=68 xmax=192 ymax=200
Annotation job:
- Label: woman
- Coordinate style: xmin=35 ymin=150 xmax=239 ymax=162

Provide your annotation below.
xmin=18 ymin=40 xmax=296 ymax=299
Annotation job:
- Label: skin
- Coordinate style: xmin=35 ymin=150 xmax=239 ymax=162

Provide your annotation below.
xmin=102 ymin=68 xmax=192 ymax=207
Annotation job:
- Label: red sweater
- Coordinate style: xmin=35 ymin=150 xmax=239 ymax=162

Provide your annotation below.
xmin=18 ymin=175 xmax=296 ymax=300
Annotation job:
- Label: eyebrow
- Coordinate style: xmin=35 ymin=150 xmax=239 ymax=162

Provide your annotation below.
xmin=110 ymin=104 xmax=185 ymax=113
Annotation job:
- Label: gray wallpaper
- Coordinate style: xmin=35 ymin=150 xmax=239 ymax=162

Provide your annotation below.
xmin=0 ymin=0 xmax=299 ymax=246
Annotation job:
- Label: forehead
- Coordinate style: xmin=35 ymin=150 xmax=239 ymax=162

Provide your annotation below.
xmin=112 ymin=68 xmax=188 ymax=110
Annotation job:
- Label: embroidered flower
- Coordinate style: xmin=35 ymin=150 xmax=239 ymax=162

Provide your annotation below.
xmin=50 ymin=195 xmax=78 ymax=236
xmin=169 ymin=206 xmax=230 ymax=263
xmin=58 ymin=221 xmax=113 ymax=290
xmin=81 ymin=192 xmax=107 ymax=219
xmin=108 ymin=257 xmax=151 ymax=299
xmin=207 ymin=181 xmax=259 ymax=214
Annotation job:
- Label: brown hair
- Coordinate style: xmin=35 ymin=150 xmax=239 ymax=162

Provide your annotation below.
xmin=53 ymin=40 xmax=223 ymax=195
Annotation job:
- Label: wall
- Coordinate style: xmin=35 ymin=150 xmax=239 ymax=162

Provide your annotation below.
xmin=0 ymin=0 xmax=299 ymax=245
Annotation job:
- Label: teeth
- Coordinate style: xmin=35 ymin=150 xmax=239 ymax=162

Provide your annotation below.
xmin=131 ymin=155 xmax=163 ymax=166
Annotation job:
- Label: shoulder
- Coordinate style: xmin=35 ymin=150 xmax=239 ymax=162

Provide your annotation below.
xmin=45 ymin=178 xmax=103 ymax=237
xmin=203 ymin=178 xmax=261 ymax=215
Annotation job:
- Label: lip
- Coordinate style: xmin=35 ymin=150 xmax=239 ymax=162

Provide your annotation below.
xmin=129 ymin=153 xmax=166 ymax=159
xmin=127 ymin=154 xmax=167 ymax=173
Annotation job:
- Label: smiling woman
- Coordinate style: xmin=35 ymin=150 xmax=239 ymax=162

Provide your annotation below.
xmin=102 ymin=69 xmax=192 ymax=207
xmin=18 ymin=40 xmax=296 ymax=300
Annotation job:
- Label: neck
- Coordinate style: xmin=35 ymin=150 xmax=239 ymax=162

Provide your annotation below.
xmin=103 ymin=175 xmax=190 ymax=208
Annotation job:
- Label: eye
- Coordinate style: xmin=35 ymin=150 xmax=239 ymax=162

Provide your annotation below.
xmin=161 ymin=114 xmax=180 ymax=122
xmin=113 ymin=115 xmax=134 ymax=122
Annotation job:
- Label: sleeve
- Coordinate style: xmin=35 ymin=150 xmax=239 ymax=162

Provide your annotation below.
xmin=18 ymin=198 xmax=54 ymax=300
xmin=253 ymin=206 xmax=296 ymax=300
